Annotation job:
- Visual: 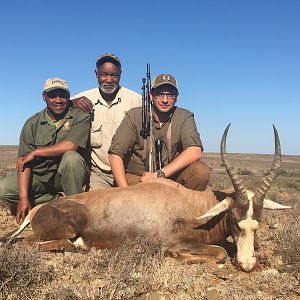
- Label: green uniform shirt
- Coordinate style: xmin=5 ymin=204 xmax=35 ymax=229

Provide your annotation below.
xmin=109 ymin=106 xmax=203 ymax=175
xmin=18 ymin=106 xmax=90 ymax=182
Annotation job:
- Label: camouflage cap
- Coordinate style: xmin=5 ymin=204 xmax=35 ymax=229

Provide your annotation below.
xmin=96 ymin=52 xmax=121 ymax=69
xmin=43 ymin=78 xmax=70 ymax=93
xmin=151 ymin=74 xmax=178 ymax=93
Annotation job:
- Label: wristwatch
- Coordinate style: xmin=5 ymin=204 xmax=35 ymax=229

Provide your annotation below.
xmin=156 ymin=170 xmax=166 ymax=178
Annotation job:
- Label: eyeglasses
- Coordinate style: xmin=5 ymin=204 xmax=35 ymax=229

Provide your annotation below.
xmin=46 ymin=90 xmax=70 ymax=99
xmin=154 ymin=92 xmax=176 ymax=100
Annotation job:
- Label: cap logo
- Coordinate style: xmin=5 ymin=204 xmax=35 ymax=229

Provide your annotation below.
xmin=151 ymin=73 xmax=178 ymax=92
xmin=51 ymin=79 xmax=66 ymax=85
xmin=162 ymin=75 xmax=171 ymax=82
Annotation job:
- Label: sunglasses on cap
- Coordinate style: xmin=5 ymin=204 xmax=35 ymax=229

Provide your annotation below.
xmin=45 ymin=89 xmax=70 ymax=99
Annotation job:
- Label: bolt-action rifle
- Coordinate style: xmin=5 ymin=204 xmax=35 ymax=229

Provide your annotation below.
xmin=140 ymin=64 xmax=154 ymax=172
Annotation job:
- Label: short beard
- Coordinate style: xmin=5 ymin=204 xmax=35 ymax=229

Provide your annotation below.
xmin=99 ymin=83 xmax=119 ymax=95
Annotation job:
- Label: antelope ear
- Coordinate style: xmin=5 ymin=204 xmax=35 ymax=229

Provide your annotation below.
xmin=263 ymin=199 xmax=291 ymax=210
xmin=195 ymin=197 xmax=232 ymax=221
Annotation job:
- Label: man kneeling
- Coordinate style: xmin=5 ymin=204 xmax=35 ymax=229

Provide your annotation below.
xmin=108 ymin=73 xmax=209 ymax=191
xmin=0 ymin=78 xmax=90 ymax=223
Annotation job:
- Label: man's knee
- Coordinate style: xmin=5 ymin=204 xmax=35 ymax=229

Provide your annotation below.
xmin=189 ymin=161 xmax=210 ymax=181
xmin=60 ymin=151 xmax=84 ymax=168
xmin=0 ymin=173 xmax=19 ymax=203
xmin=181 ymin=160 xmax=210 ymax=191
xmin=58 ymin=151 xmax=87 ymax=177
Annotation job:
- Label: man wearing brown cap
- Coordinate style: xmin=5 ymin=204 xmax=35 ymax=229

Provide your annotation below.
xmin=108 ymin=74 xmax=210 ymax=191
xmin=0 ymin=78 xmax=90 ymax=223
xmin=72 ymin=53 xmax=141 ymax=190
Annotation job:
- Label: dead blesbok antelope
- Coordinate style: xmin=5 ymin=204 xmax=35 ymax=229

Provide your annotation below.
xmin=1 ymin=124 xmax=290 ymax=272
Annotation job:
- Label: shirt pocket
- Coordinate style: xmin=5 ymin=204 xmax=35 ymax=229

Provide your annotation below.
xmin=91 ymin=125 xmax=102 ymax=148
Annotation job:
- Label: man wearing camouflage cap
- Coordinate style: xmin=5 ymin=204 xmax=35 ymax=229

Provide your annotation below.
xmin=108 ymin=73 xmax=210 ymax=191
xmin=0 ymin=78 xmax=90 ymax=223
xmin=72 ymin=52 xmax=141 ymax=190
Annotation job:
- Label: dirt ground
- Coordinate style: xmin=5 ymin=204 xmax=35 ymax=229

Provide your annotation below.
xmin=0 ymin=146 xmax=299 ymax=299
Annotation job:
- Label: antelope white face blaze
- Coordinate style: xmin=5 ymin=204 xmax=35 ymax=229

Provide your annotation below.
xmin=236 ymin=195 xmax=259 ymax=272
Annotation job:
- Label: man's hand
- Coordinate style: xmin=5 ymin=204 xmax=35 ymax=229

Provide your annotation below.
xmin=16 ymin=152 xmax=36 ymax=172
xmin=140 ymin=172 xmax=158 ymax=183
xmin=72 ymin=96 xmax=93 ymax=113
xmin=16 ymin=199 xmax=32 ymax=224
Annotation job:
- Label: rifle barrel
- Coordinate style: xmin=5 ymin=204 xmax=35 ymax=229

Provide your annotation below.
xmin=140 ymin=63 xmax=153 ymax=172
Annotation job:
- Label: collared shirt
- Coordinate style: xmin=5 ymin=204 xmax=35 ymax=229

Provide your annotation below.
xmin=72 ymin=86 xmax=141 ymax=171
xmin=18 ymin=106 xmax=90 ymax=182
xmin=108 ymin=106 xmax=203 ymax=175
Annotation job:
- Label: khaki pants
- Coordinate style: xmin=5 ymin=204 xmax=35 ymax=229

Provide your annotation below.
xmin=125 ymin=160 xmax=210 ymax=191
xmin=89 ymin=166 xmax=115 ymax=190
xmin=0 ymin=151 xmax=88 ymax=205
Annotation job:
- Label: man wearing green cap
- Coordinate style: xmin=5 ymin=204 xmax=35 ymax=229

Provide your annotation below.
xmin=108 ymin=73 xmax=210 ymax=191
xmin=71 ymin=53 xmax=141 ymax=190
xmin=0 ymin=78 xmax=90 ymax=223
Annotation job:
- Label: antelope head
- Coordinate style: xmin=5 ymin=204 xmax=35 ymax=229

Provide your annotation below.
xmin=197 ymin=124 xmax=290 ymax=272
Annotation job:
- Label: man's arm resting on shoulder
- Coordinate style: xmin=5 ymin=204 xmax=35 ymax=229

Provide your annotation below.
xmin=16 ymin=167 xmax=32 ymax=223
xmin=108 ymin=153 xmax=128 ymax=187
xmin=71 ymin=96 xmax=93 ymax=113
xmin=141 ymin=146 xmax=202 ymax=182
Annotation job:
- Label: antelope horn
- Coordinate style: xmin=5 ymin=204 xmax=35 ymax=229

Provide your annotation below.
xmin=221 ymin=124 xmax=248 ymax=204
xmin=253 ymin=125 xmax=282 ymax=206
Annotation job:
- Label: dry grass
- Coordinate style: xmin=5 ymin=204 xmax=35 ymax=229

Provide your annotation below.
xmin=274 ymin=193 xmax=300 ymax=278
xmin=39 ymin=239 xmax=210 ymax=299
xmin=0 ymin=244 xmax=54 ymax=299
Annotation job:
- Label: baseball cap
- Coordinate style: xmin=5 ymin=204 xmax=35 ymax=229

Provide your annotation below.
xmin=96 ymin=53 xmax=121 ymax=69
xmin=43 ymin=78 xmax=70 ymax=93
xmin=151 ymin=74 xmax=178 ymax=93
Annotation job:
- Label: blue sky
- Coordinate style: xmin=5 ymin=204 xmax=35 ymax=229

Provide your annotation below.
xmin=0 ymin=0 xmax=299 ymax=155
